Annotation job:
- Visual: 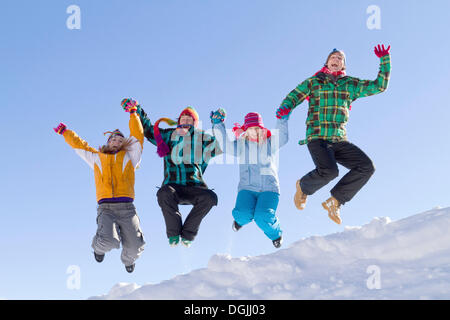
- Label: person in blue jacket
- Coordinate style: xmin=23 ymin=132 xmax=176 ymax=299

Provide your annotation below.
xmin=211 ymin=109 xmax=288 ymax=248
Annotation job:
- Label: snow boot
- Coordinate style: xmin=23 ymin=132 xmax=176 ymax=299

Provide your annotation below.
xmin=181 ymin=238 xmax=192 ymax=248
xmin=125 ymin=263 xmax=135 ymax=273
xmin=294 ymin=180 xmax=308 ymax=210
xmin=94 ymin=252 xmax=104 ymax=263
xmin=272 ymin=236 xmax=283 ymax=248
xmin=169 ymin=235 xmax=180 ymax=247
xmin=232 ymin=220 xmax=242 ymax=232
xmin=322 ymin=196 xmax=342 ymax=225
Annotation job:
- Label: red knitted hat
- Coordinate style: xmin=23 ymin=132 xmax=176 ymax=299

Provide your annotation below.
xmin=153 ymin=106 xmax=199 ymax=158
xmin=243 ymin=112 xmax=265 ymax=131
xmin=178 ymin=107 xmax=199 ymax=127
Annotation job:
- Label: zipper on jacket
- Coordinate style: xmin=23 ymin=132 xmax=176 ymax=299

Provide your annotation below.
xmin=111 ymin=156 xmax=115 ymax=198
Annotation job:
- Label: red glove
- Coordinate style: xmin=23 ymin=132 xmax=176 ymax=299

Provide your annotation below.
xmin=276 ymin=105 xmax=291 ymax=120
xmin=54 ymin=122 xmax=67 ymax=135
xmin=121 ymin=98 xmax=138 ymax=113
xmin=374 ymin=44 xmax=391 ymax=58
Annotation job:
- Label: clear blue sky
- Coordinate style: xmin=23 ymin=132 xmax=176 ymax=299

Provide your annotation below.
xmin=1 ymin=0 xmax=449 ymax=299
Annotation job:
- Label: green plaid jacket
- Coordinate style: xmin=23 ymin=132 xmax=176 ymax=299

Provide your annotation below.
xmin=280 ymin=55 xmax=391 ymax=145
xmin=136 ymin=106 xmax=222 ymax=188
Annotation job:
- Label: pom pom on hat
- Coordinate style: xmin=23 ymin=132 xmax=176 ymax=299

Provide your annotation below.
xmin=325 ymin=48 xmax=346 ymax=68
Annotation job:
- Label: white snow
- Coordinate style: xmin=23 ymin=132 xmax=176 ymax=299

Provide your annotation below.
xmin=92 ymin=207 xmax=450 ymax=300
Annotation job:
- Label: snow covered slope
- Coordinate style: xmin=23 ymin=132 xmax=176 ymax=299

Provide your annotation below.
xmin=93 ymin=207 xmax=450 ymax=299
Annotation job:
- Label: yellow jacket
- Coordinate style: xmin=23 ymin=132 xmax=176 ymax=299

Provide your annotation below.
xmin=63 ymin=113 xmax=144 ymax=203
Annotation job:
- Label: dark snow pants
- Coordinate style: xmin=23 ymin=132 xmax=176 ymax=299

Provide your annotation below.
xmin=157 ymin=184 xmax=218 ymax=241
xmin=300 ymin=139 xmax=375 ymax=205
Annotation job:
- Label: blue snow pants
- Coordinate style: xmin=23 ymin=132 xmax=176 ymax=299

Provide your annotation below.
xmin=232 ymin=189 xmax=282 ymax=241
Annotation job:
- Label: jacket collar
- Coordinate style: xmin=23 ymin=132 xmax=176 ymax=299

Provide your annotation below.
xmin=316 ymin=72 xmax=347 ymax=84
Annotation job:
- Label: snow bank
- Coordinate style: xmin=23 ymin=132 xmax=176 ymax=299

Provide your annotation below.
xmin=92 ymin=207 xmax=450 ymax=300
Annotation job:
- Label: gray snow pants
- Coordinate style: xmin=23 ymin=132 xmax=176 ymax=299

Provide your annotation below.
xmin=91 ymin=202 xmax=145 ymax=266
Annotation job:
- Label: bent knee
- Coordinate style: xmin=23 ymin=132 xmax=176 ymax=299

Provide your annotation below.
xmin=254 ymin=209 xmax=277 ymax=223
xmin=93 ymin=235 xmax=120 ymax=252
xmin=201 ymin=190 xmax=218 ymax=207
xmin=157 ymin=185 xmax=177 ymax=203
xmin=318 ymin=167 xmax=339 ymax=180
xmin=361 ymin=160 xmax=376 ymax=176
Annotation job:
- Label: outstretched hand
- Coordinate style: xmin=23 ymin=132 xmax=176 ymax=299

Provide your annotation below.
xmin=374 ymin=44 xmax=391 ymax=58
xmin=210 ymin=108 xmax=226 ymax=124
xmin=54 ymin=122 xmax=67 ymax=135
xmin=276 ymin=105 xmax=291 ymax=120
xmin=121 ymin=98 xmax=139 ymax=113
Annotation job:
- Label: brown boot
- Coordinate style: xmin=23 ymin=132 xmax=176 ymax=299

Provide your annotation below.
xmin=294 ymin=180 xmax=308 ymax=210
xmin=322 ymin=196 xmax=342 ymax=225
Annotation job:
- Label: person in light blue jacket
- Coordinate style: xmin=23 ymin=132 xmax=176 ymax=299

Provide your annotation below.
xmin=211 ymin=109 xmax=288 ymax=248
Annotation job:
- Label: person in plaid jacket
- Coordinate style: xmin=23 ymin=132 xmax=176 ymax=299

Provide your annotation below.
xmin=276 ymin=44 xmax=391 ymax=224
xmin=133 ymin=101 xmax=222 ymax=247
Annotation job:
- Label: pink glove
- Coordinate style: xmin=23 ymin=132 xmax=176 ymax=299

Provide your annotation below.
xmin=121 ymin=98 xmax=138 ymax=113
xmin=54 ymin=122 xmax=67 ymax=135
xmin=374 ymin=44 xmax=391 ymax=58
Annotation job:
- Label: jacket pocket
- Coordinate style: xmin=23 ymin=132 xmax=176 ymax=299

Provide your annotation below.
xmin=248 ymin=165 xmax=260 ymax=187
xmin=240 ymin=166 xmax=250 ymax=186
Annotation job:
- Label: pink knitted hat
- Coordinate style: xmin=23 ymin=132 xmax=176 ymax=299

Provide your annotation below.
xmin=232 ymin=112 xmax=272 ymax=139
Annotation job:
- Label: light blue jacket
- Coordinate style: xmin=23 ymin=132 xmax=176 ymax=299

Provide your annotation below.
xmin=212 ymin=119 xmax=288 ymax=194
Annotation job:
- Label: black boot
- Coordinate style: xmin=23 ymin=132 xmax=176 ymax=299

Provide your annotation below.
xmin=94 ymin=252 xmax=105 ymax=263
xmin=272 ymin=237 xmax=283 ymax=248
xmin=232 ymin=221 xmax=242 ymax=232
xmin=125 ymin=264 xmax=135 ymax=273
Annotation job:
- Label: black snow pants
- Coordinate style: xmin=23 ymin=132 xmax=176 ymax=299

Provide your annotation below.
xmin=157 ymin=183 xmax=218 ymax=241
xmin=300 ymin=139 xmax=375 ymax=205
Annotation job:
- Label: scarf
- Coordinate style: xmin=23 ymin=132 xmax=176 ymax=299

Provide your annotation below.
xmin=306 ymin=66 xmax=352 ymax=110
xmin=153 ymin=118 xmax=178 ymax=157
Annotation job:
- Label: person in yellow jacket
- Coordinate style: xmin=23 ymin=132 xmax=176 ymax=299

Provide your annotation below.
xmin=54 ymin=98 xmax=145 ymax=273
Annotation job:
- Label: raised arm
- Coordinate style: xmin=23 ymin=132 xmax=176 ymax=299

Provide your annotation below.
xmin=132 ymin=103 xmax=157 ymax=146
xmin=121 ymin=98 xmax=144 ymax=169
xmin=210 ymin=108 xmax=237 ymax=157
xmin=54 ymin=122 xmax=99 ymax=170
xmin=350 ymin=44 xmax=391 ymax=100
xmin=121 ymin=98 xmax=144 ymax=148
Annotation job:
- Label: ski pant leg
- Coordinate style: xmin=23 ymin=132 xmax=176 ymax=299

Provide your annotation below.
xmin=300 ymin=139 xmax=339 ymax=195
xmin=253 ymin=192 xmax=282 ymax=241
xmin=181 ymin=187 xmax=218 ymax=241
xmin=232 ymin=189 xmax=258 ymax=227
xmin=115 ymin=203 xmax=146 ymax=266
xmin=157 ymin=184 xmax=183 ymax=239
xmin=92 ymin=204 xmax=121 ymax=255
xmin=330 ymin=141 xmax=375 ymax=205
